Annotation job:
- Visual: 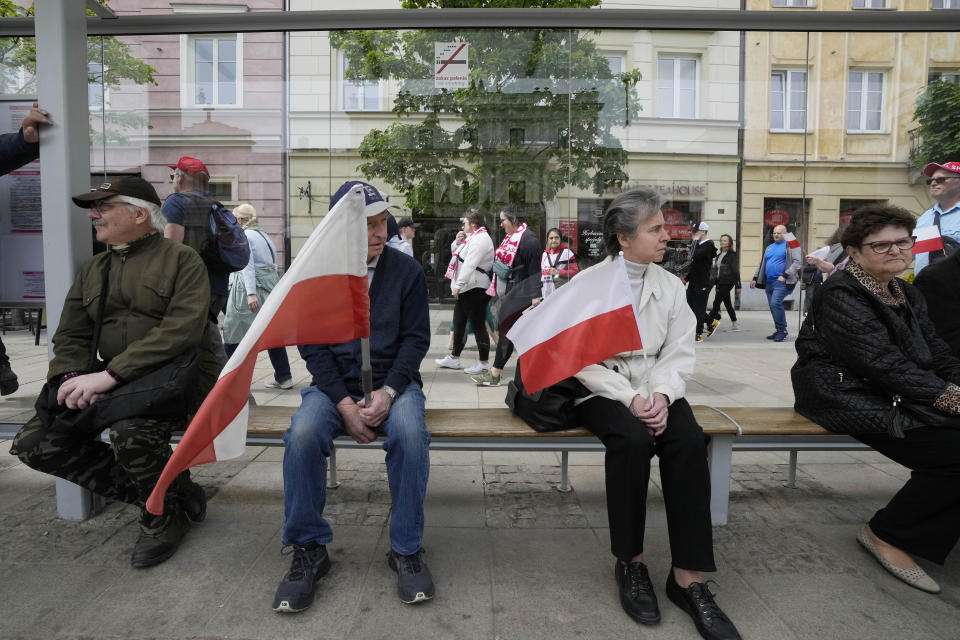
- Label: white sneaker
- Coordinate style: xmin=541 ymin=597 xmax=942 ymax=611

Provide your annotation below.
xmin=265 ymin=378 xmax=294 ymax=390
xmin=435 ymin=355 xmax=461 ymax=369
xmin=724 ymin=326 xmax=742 ymax=333
xmin=463 ymin=362 xmax=491 ymax=375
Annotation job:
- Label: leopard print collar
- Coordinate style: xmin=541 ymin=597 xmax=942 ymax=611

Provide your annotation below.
xmin=846 ymin=261 xmax=906 ymax=306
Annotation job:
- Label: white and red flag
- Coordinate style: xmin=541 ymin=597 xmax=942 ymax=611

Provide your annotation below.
xmin=506 ymin=256 xmax=643 ymax=394
xmin=913 ymin=225 xmax=944 ymax=255
xmin=146 ymin=188 xmax=371 ymax=515
xmin=783 ymin=232 xmax=801 ymax=249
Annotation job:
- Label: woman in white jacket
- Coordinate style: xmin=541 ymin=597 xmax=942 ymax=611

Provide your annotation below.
xmin=573 ymin=188 xmax=741 ymax=640
xmin=435 ymin=210 xmax=495 ymax=374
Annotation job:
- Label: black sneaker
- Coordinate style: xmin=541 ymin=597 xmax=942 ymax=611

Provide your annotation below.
xmin=766 ymin=331 xmax=778 ymax=340
xmin=0 ymin=363 xmax=18 ymax=396
xmin=387 ymin=548 xmax=435 ymax=604
xmin=706 ymin=319 xmax=720 ymax=338
xmin=130 ymin=508 xmax=190 ymax=568
xmin=666 ymin=570 xmax=741 ymax=640
xmin=615 ymin=560 xmax=660 ymax=624
xmin=273 ymin=543 xmax=331 ymax=613
xmin=175 ymin=472 xmax=207 ymax=523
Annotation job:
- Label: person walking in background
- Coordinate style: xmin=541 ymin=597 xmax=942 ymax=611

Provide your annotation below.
xmin=397 ymin=217 xmax=417 ymax=257
xmin=802 ymin=228 xmax=846 ymax=315
xmin=435 ymin=209 xmax=495 ymax=375
xmin=473 ymin=205 xmax=541 ymax=387
xmin=222 ymin=203 xmax=293 ymax=390
xmin=540 ymin=227 xmax=578 ymax=299
xmin=685 ymin=222 xmax=716 ymax=342
xmin=914 ymin=161 xmax=960 ymax=275
xmin=705 ymin=234 xmax=741 ymax=334
xmin=750 ymin=224 xmax=801 ymax=342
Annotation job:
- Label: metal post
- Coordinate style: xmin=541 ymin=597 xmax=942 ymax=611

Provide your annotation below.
xmin=327 ymin=446 xmax=341 ymax=489
xmin=788 ymin=450 xmax=798 ymax=488
xmin=557 ymin=450 xmax=571 ymax=492
xmin=707 ymin=435 xmax=733 ymax=526
xmin=36 ymin=0 xmax=94 ymax=521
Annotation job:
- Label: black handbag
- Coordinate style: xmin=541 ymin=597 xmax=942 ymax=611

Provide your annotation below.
xmin=29 ymin=256 xmax=200 ymax=436
xmin=504 ymin=362 xmax=590 ymax=433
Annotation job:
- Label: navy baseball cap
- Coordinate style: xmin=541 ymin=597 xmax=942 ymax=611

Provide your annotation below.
xmin=329 ymin=181 xmax=398 ymax=217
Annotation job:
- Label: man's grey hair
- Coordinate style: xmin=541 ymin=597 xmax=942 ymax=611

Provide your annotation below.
xmin=602 ymin=187 xmax=663 ymax=258
xmin=118 ymin=195 xmax=166 ymax=233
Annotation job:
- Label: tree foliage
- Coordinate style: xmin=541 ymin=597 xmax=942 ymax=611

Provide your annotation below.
xmin=331 ymin=0 xmax=640 ymax=215
xmin=913 ymin=79 xmax=960 ymax=169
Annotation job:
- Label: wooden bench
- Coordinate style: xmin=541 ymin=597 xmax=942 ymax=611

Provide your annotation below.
xmin=244 ymin=405 xmax=869 ymax=526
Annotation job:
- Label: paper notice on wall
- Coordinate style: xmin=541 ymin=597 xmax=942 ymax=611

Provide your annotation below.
xmin=21 ymin=271 xmax=44 ymax=299
xmin=8 ymin=169 xmax=41 ymax=231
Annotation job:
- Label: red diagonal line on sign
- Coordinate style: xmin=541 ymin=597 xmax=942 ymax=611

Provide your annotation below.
xmin=436 ymin=43 xmax=467 ymax=76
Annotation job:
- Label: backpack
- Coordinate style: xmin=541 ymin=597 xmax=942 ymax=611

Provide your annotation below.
xmin=177 ymin=192 xmax=250 ymax=274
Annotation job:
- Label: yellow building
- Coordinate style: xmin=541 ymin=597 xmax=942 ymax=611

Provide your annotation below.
xmin=742 ymin=0 xmax=960 ymax=295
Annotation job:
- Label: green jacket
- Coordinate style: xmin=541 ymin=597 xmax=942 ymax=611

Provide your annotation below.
xmin=49 ymin=232 xmax=211 ymax=384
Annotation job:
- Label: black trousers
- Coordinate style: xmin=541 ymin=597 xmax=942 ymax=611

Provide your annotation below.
xmin=855 ymin=426 xmax=960 ymax=565
xmin=452 ymin=288 xmax=491 ymax=361
xmin=0 ymin=336 xmax=8 ymax=367
xmin=575 ymin=396 xmax=716 ymax=571
xmin=686 ymin=280 xmax=711 ymax=336
xmin=708 ymin=283 xmax=737 ymax=324
xmin=493 ymin=336 xmax=514 ymax=370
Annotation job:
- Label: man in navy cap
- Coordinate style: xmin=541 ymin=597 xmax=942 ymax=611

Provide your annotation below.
xmin=273 ymin=181 xmax=433 ymax=613
xmin=915 ymin=161 xmax=960 ymax=275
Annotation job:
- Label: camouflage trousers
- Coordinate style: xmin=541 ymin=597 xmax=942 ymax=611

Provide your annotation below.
xmin=10 ymin=414 xmax=190 ymax=511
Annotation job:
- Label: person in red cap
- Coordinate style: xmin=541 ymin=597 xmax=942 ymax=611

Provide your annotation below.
xmin=914 ymin=161 xmax=960 ymax=275
xmin=162 ymin=155 xmax=230 ymax=388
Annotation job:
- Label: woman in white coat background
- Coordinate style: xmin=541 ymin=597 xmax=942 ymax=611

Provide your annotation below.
xmin=572 ymin=188 xmax=740 ymax=640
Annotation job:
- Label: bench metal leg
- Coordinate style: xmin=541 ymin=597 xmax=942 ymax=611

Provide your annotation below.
xmin=707 ymin=435 xmax=733 ymax=526
xmin=55 ymin=479 xmax=105 ymax=521
xmin=557 ymin=450 xmax=571 ymax=492
xmin=788 ymin=450 xmax=798 ymax=488
xmin=327 ymin=446 xmax=341 ymax=489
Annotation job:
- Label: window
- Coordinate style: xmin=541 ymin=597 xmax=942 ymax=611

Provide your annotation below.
xmin=932 ymin=0 xmax=959 ymax=6
xmin=208 ymin=176 xmax=238 ymax=204
xmin=770 ymin=70 xmax=807 ymax=131
xmin=852 ymin=0 xmax=889 ymax=7
xmin=174 ymin=4 xmax=245 ymax=108
xmin=847 ymin=70 xmax=885 ymax=132
xmin=602 ymin=54 xmax=625 ymax=75
xmin=657 ymin=56 xmax=697 ymax=119
xmin=773 ymin=0 xmax=814 ymax=6
xmin=88 ymin=61 xmax=107 ymax=109
xmin=929 ymin=70 xmax=960 ymax=84
xmin=340 ymin=51 xmax=382 ymax=111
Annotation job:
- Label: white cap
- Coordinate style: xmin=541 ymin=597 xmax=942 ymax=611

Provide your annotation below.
xmin=697 ymin=222 xmax=709 ymax=231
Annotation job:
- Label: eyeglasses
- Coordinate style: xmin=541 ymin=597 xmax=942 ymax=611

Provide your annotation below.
xmin=926 ymin=176 xmax=959 ymax=185
xmin=860 ymin=237 xmax=915 ymax=254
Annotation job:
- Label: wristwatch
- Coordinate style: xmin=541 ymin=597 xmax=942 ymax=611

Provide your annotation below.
xmin=382 ymin=385 xmax=398 ymax=402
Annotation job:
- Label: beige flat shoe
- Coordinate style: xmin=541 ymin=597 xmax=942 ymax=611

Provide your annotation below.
xmin=856 ymin=525 xmax=940 ymax=594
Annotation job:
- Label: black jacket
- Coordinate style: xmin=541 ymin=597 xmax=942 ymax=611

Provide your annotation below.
xmin=0 ymin=129 xmax=39 ymax=176
xmin=712 ymin=249 xmax=740 ymax=287
xmin=686 ymin=238 xmax=717 ymax=286
xmin=914 ymin=250 xmax=960 ymax=358
xmin=791 ymin=269 xmax=960 ymax=435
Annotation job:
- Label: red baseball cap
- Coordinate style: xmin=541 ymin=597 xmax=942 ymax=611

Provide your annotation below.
xmin=923 ymin=161 xmax=960 ymax=177
xmin=168 ymin=155 xmax=209 ymax=177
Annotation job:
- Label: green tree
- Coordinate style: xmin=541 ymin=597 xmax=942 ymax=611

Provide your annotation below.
xmin=913 ymin=79 xmax=960 ymax=169
xmin=331 ymin=0 xmax=640 ymax=216
xmin=0 ymin=1 xmax=156 ymax=144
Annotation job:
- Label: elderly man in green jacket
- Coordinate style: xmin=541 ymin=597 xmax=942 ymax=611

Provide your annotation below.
xmin=12 ymin=177 xmax=214 ymax=568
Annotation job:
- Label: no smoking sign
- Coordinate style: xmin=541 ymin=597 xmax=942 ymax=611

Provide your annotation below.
xmin=435 ymin=42 xmax=469 ymax=89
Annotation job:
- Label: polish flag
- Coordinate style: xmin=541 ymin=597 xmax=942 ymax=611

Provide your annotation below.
xmin=506 ymin=256 xmax=643 ymax=394
xmin=913 ymin=225 xmax=944 ymax=255
xmin=784 ymin=232 xmax=801 ymax=249
xmin=146 ymin=187 xmax=371 ymax=515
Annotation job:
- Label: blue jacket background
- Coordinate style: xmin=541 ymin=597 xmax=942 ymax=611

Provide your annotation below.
xmin=299 ymin=245 xmax=430 ymax=403
xmin=0 ymin=129 xmax=39 ymax=176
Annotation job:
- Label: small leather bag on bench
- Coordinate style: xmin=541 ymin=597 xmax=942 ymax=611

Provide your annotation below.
xmin=505 ymin=362 xmax=590 ymax=433
xmin=25 ymin=257 xmax=200 ymax=437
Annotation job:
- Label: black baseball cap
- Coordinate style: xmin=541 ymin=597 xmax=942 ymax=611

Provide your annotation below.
xmin=398 ymin=217 xmax=418 ymax=229
xmin=72 ymin=177 xmax=162 ymax=208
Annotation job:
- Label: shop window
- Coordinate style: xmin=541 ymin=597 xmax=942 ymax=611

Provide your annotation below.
xmin=340 ymin=51 xmax=382 ymax=111
xmin=847 ymin=70 xmax=885 ymax=132
xmin=657 ymin=56 xmax=697 ymax=119
xmin=762 ymin=198 xmax=808 ymax=249
xmin=770 ymin=69 xmax=807 ymax=132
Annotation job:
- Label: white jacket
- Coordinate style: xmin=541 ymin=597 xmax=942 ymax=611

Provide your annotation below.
xmin=573 ymin=259 xmax=696 ymax=407
xmin=451 ymin=230 xmax=494 ymax=294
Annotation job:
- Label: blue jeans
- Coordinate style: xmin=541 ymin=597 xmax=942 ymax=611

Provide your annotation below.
xmin=281 ymin=382 xmax=430 ymax=555
xmin=224 ymin=343 xmax=291 ymax=383
xmin=765 ymin=279 xmax=789 ymax=332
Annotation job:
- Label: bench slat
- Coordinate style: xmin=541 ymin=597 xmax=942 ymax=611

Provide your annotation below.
xmin=717 ymin=407 xmax=830 ymax=436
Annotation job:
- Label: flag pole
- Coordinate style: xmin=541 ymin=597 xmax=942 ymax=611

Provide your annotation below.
xmin=361 ymin=337 xmax=373 ymax=405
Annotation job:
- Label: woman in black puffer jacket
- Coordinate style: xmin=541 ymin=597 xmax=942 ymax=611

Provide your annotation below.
xmin=792 ymin=205 xmax=960 ymax=595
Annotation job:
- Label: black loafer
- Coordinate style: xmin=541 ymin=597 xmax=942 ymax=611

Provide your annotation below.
xmin=131 ymin=509 xmax=190 ymax=568
xmin=666 ymin=570 xmax=741 ymax=640
xmin=615 ymin=560 xmax=660 ymax=625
